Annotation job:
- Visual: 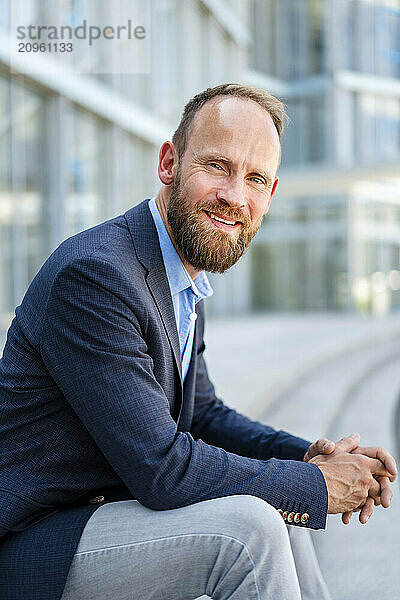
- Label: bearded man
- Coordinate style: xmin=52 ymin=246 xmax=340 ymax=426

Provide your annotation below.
xmin=0 ymin=83 xmax=396 ymax=600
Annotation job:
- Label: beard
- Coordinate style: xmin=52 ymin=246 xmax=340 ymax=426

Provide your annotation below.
xmin=167 ymin=168 xmax=264 ymax=274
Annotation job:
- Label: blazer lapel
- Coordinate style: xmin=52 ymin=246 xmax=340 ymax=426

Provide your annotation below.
xmin=124 ymin=199 xmax=183 ymax=384
xmin=146 ymin=267 xmax=182 ymax=383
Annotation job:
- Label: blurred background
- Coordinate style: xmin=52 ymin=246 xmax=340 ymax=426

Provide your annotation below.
xmin=1 ymin=1 xmax=400 ymax=598
xmin=1 ymin=0 xmax=400 ymax=337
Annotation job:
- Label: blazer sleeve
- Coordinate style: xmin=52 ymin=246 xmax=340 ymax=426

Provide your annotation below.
xmin=190 ymin=351 xmax=311 ymax=461
xmin=40 ymin=256 xmax=328 ymax=529
xmin=190 ymin=301 xmax=312 ymax=462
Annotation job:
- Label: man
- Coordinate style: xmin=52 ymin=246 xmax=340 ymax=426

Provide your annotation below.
xmin=0 ymin=83 xmax=396 ymax=600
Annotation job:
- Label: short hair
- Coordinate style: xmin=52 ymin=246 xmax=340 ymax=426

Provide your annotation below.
xmin=172 ymin=83 xmax=288 ymax=163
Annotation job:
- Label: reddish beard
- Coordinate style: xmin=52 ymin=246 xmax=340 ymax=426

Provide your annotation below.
xmin=167 ymin=169 xmax=264 ymax=273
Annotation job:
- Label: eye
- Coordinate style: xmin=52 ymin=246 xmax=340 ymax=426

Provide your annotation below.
xmin=248 ymin=175 xmax=266 ymax=185
xmin=209 ymin=162 xmax=224 ymax=171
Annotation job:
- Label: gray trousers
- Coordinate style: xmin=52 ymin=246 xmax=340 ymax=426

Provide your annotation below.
xmin=60 ymin=495 xmax=331 ymax=600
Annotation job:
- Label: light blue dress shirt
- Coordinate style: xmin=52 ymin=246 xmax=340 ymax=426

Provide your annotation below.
xmin=149 ymin=198 xmax=213 ymax=381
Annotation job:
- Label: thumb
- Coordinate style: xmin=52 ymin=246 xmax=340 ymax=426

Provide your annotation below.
xmin=334 ymin=433 xmax=360 ymax=453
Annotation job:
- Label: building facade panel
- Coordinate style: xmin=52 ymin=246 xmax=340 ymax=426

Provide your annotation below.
xmin=1 ymin=0 xmax=400 ymax=343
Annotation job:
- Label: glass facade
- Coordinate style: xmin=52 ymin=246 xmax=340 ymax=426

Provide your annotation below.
xmin=355 ymin=92 xmax=400 ymax=162
xmin=332 ymin=0 xmax=400 ymax=77
xmin=0 ymin=75 xmax=47 ymax=332
xmin=1 ymin=0 xmax=400 ymax=342
xmin=252 ymin=194 xmax=348 ymax=311
xmin=64 ymin=108 xmax=109 ymax=237
xmin=0 ymin=70 xmax=160 ymax=337
xmin=250 ymin=0 xmax=400 ymax=313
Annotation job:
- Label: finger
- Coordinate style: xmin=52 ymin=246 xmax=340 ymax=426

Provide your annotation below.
xmin=367 ymin=476 xmax=381 ymax=499
xmin=368 ymin=457 xmax=394 ymax=479
xmin=375 ymin=448 xmax=396 ymax=478
xmin=359 ymin=497 xmax=374 ymax=524
xmin=378 ymin=476 xmax=393 ymax=508
xmin=352 ymin=447 xmax=397 ymax=479
xmin=342 ymin=511 xmax=352 ymax=525
xmin=334 ymin=433 xmax=360 ymax=453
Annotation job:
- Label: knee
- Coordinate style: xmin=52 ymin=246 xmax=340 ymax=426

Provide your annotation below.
xmin=212 ymin=495 xmax=288 ymax=548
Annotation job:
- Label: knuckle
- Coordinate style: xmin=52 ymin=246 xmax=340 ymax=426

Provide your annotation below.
xmin=361 ymin=472 xmax=371 ymax=486
xmin=372 ymin=486 xmax=381 ymax=499
xmin=357 ymin=456 xmax=368 ymax=472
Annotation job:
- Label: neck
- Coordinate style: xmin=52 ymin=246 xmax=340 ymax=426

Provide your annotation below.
xmin=155 ymin=187 xmax=201 ymax=280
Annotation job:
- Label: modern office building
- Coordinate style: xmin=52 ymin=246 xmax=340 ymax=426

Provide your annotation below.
xmin=250 ymin=0 xmax=400 ymax=314
xmin=1 ymin=0 xmax=400 ymax=344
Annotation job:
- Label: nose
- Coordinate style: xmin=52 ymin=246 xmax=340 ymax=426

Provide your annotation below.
xmin=216 ymin=175 xmax=246 ymax=209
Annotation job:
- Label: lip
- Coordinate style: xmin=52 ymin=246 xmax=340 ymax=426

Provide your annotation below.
xmin=203 ymin=210 xmax=242 ymax=232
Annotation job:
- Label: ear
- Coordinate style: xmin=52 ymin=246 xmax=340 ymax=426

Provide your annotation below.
xmin=158 ymin=141 xmax=179 ymax=185
xmin=264 ymin=177 xmax=279 ymax=214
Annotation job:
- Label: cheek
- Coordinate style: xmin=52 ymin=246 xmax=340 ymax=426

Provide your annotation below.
xmin=249 ymin=195 xmax=269 ymax=223
xmin=182 ymin=172 xmax=218 ymax=201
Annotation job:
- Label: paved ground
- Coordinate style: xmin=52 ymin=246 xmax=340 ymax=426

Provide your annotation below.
xmin=204 ymin=311 xmax=400 ymax=420
xmin=313 ymin=357 xmax=400 ymax=600
xmin=204 ymin=312 xmax=400 ymax=600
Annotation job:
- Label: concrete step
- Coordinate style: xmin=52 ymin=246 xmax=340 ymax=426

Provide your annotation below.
xmin=205 ymin=313 xmax=400 ymax=421
xmin=262 ymin=337 xmax=400 ymax=441
xmin=313 ymin=359 xmax=400 ymax=600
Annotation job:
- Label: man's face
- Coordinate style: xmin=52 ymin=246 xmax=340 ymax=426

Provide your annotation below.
xmin=167 ymin=97 xmax=280 ymax=273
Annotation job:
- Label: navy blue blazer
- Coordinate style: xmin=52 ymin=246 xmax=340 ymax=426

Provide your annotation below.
xmin=0 ymin=199 xmax=328 ymax=599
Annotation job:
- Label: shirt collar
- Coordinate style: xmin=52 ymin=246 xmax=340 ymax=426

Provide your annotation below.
xmin=148 ymin=197 xmax=213 ymax=301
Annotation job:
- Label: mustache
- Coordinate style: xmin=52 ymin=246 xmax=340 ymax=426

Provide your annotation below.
xmin=195 ymin=200 xmax=250 ymax=226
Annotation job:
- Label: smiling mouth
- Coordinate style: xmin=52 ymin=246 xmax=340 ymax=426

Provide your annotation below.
xmin=204 ymin=210 xmax=241 ymax=229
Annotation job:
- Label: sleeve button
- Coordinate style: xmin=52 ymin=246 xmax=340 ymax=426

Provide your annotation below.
xmin=287 ymin=512 xmax=295 ymax=523
xmin=294 ymin=513 xmax=301 ymax=523
xmin=90 ymin=495 xmax=105 ymax=504
xmin=300 ymin=513 xmax=310 ymax=524
xmin=282 ymin=511 xmax=288 ymax=521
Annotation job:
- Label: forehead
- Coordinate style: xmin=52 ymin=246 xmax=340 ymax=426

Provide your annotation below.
xmin=186 ymin=96 xmax=280 ymax=169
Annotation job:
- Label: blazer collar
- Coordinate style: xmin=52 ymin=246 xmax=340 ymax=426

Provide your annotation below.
xmin=124 ymin=199 xmax=183 ymax=383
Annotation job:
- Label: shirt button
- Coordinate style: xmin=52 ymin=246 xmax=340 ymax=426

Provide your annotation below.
xmin=189 ymin=312 xmax=197 ymax=321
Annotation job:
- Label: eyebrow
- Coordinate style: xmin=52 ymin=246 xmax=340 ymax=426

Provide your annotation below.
xmin=194 ymin=152 xmax=274 ymax=187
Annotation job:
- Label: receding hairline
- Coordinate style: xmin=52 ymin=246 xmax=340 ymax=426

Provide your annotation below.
xmin=190 ymin=94 xmax=279 ymax=137
xmin=179 ymin=94 xmax=283 ymax=167
xmin=172 ymin=83 xmax=287 ymax=163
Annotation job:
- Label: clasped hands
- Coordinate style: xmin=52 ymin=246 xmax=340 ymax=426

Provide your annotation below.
xmin=303 ymin=433 xmax=397 ymax=525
